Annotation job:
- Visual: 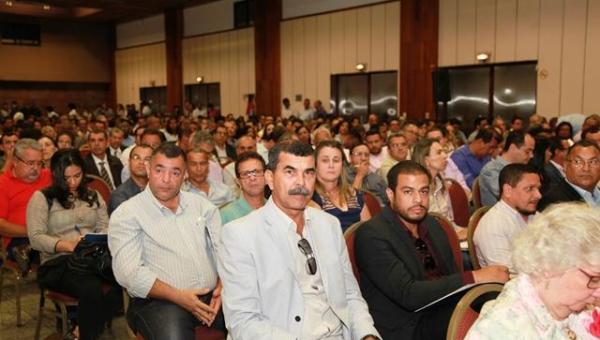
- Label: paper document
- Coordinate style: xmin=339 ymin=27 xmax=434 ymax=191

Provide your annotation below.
xmin=414 ymin=283 xmax=478 ymax=312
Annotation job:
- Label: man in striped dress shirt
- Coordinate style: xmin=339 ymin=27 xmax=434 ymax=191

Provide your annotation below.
xmin=109 ymin=143 xmax=225 ymax=339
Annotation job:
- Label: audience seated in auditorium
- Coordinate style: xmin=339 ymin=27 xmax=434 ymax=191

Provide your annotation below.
xmin=109 ymin=143 xmax=226 ymax=339
xmin=449 ymin=128 xmax=500 ymax=189
xmin=182 ymin=147 xmax=234 ymax=207
xmin=412 ymin=138 xmax=467 ymax=239
xmin=354 ymin=161 xmax=509 ymax=340
xmin=218 ymin=140 xmax=379 ymax=340
xmin=56 ymin=130 xmax=75 ymax=150
xmin=377 ymin=132 xmax=409 ymax=182
xmin=108 ymin=144 xmax=153 ymax=215
xmin=82 ymin=129 xmax=122 ymax=190
xmin=220 ymin=151 xmax=266 ymax=225
xmin=474 ymin=164 xmax=541 ymax=272
xmin=0 ymin=138 xmax=52 ymax=274
xmin=538 ymin=140 xmax=600 ymax=210
xmin=466 ymin=202 xmax=600 ymax=339
xmin=312 ymin=140 xmax=371 ymax=232
xmin=28 ymin=149 xmax=120 ymax=340
xmin=479 ymin=131 xmax=535 ymax=206
xmin=346 ymin=143 xmax=389 ymax=206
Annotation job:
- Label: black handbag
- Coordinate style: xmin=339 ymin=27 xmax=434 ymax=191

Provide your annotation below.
xmin=67 ymin=239 xmax=115 ymax=282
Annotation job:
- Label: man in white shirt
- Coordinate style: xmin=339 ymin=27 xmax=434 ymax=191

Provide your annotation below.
xmin=109 ymin=143 xmax=225 ymax=339
xmin=218 ymin=140 xmax=380 ymax=340
xmin=364 ymin=130 xmax=388 ymax=173
xmin=299 ymin=98 xmax=315 ymax=122
xmin=474 ymin=163 xmax=542 ymax=272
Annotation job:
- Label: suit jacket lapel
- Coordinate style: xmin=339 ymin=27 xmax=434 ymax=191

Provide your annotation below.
xmin=263 ymin=201 xmax=298 ymax=281
xmin=381 ymin=207 xmax=425 ymax=278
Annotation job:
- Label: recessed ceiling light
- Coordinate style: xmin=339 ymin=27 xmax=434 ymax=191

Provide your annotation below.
xmin=43 ymin=4 xmax=50 ymax=10
xmin=5 ymin=1 xmax=13 ymax=6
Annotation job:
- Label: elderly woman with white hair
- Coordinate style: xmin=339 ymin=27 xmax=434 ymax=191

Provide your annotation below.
xmin=466 ymin=202 xmax=600 ymax=339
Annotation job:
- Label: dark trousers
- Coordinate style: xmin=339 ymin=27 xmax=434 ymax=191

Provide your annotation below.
xmin=413 ymin=289 xmax=467 ymax=340
xmin=127 ymin=296 xmax=226 ymax=340
xmin=46 ymin=264 xmax=121 ymax=340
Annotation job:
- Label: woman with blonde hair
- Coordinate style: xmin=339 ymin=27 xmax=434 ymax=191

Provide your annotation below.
xmin=466 ymin=202 xmax=600 ymax=339
xmin=313 ymin=140 xmax=370 ymax=231
xmin=412 ymin=138 xmax=467 ymax=239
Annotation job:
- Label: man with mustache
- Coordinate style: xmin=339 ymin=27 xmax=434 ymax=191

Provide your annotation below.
xmin=354 ymin=160 xmax=509 ymax=340
xmin=538 ymin=140 xmax=600 ymax=210
xmin=474 ymin=164 xmax=542 ymax=272
xmin=218 ymin=140 xmax=380 ymax=340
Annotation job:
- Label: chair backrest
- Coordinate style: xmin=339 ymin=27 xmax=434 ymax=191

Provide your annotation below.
xmin=430 ymin=213 xmax=463 ymax=273
xmin=86 ymin=174 xmax=112 ymax=205
xmin=343 ymin=221 xmax=364 ymax=282
xmin=471 ymin=177 xmax=482 ymax=209
xmin=446 ymin=283 xmax=504 ymax=340
xmin=447 ymin=179 xmax=470 ymax=227
xmin=362 ymin=191 xmax=382 ymax=216
xmin=467 ymin=206 xmax=491 ymax=270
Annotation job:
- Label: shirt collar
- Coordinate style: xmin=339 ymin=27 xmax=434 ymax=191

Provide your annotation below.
xmin=92 ymin=153 xmax=107 ymax=165
xmin=567 ymin=179 xmax=600 ymax=200
xmin=264 ymin=197 xmax=311 ymax=233
xmin=143 ymin=185 xmax=187 ymax=214
xmin=549 ymin=160 xmax=565 ymax=176
xmin=497 ymin=199 xmax=530 ymax=224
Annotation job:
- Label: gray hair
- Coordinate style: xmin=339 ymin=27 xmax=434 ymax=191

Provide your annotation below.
xmin=190 ymin=130 xmax=214 ymax=148
xmin=14 ymin=138 xmax=42 ymax=158
xmin=512 ymin=202 xmax=600 ymax=276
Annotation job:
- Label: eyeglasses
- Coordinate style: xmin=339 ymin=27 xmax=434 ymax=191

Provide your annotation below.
xmin=297 ymin=238 xmax=317 ymax=275
xmin=131 ymin=154 xmax=152 ymax=163
xmin=569 ymin=158 xmax=600 ymax=169
xmin=389 ymin=143 xmax=408 ymax=149
xmin=15 ymin=155 xmax=44 ymax=168
xmin=351 ymin=152 xmax=370 ymax=158
xmin=414 ymin=238 xmax=436 ymax=271
xmin=579 ymin=268 xmax=600 ymax=289
xmin=239 ymin=168 xmax=265 ymax=179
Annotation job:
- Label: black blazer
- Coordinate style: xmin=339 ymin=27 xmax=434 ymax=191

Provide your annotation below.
xmin=83 ymin=154 xmax=124 ymax=188
xmin=542 ymin=163 xmax=564 ymax=194
xmin=354 ymin=207 xmax=465 ymax=339
xmin=538 ymin=176 xmax=584 ymax=211
xmin=106 ymin=145 xmax=126 ymax=158
xmin=213 ymin=143 xmax=237 ymax=162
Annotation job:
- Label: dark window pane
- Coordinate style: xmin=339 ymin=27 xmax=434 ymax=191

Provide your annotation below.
xmin=337 ymin=74 xmax=368 ymax=119
xmin=370 ymin=72 xmax=398 ymax=118
xmin=446 ymin=67 xmax=490 ymax=131
xmin=493 ymin=63 xmax=537 ymax=123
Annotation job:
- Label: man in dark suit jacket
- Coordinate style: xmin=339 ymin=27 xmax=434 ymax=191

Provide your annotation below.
xmin=106 ymin=127 xmax=126 ymax=159
xmin=541 ymin=137 xmax=570 ymax=194
xmin=83 ymin=129 xmax=123 ymax=190
xmin=539 ymin=140 xmax=600 ymax=210
xmin=354 ymin=161 xmax=509 ymax=340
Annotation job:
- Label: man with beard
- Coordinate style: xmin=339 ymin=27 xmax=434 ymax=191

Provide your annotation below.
xmin=474 ymin=164 xmax=542 ymax=272
xmin=354 ymin=161 xmax=509 ymax=340
xmin=218 ymin=140 xmax=380 ymax=340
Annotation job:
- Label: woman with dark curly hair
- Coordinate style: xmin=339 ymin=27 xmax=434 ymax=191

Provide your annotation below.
xmin=27 ymin=149 xmax=120 ymax=340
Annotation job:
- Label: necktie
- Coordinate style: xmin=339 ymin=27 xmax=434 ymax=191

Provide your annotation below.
xmin=99 ymin=161 xmax=114 ymax=190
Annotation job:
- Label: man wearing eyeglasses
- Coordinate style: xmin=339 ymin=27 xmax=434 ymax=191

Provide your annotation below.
xmin=220 ymin=151 xmax=266 ymax=225
xmin=0 ymin=138 xmax=51 ymax=274
xmin=354 ymin=160 xmax=509 ymax=340
xmin=108 ymin=144 xmax=153 ymax=215
xmin=539 ymin=140 xmax=600 ymax=210
xmin=218 ymin=140 xmax=380 ymax=340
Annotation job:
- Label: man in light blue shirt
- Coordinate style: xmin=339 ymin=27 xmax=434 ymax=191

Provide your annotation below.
xmin=479 ymin=131 xmax=535 ymax=206
xmin=449 ymin=128 xmax=500 ymax=189
xmin=220 ymin=151 xmax=266 ymax=225
xmin=109 ymin=143 xmax=226 ymax=339
xmin=182 ymin=147 xmax=234 ymax=207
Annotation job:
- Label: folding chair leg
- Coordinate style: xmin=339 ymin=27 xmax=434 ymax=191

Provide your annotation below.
xmin=15 ymin=273 xmax=22 ymax=327
xmin=34 ymin=293 xmax=46 ymax=340
xmin=58 ymin=303 xmax=69 ymax=334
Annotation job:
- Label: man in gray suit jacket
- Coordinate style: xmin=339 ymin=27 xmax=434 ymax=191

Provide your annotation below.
xmin=218 ymin=141 xmax=379 ymax=340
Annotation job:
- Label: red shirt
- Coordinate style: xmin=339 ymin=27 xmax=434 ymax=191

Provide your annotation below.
xmin=0 ymin=166 xmax=52 ymax=247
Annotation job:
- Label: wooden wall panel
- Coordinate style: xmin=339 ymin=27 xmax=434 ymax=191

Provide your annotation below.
xmin=475 ymin=0 xmax=496 ymax=63
xmin=515 ymin=0 xmax=540 ymax=60
xmin=438 ymin=0 xmax=458 ymax=66
xmin=438 ymin=0 xmax=600 ymax=117
xmin=494 ymin=0 xmax=517 ymax=62
xmin=384 ymin=1 xmax=400 ymax=70
xmin=280 ymin=1 xmax=400 ymax=113
xmin=582 ymin=0 xmax=600 ymax=114
xmin=456 ymin=0 xmax=477 ymax=64
xmin=181 ymin=28 xmax=255 ymax=116
xmin=559 ymin=0 xmax=586 ymax=114
xmin=115 ymin=43 xmax=166 ymax=107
